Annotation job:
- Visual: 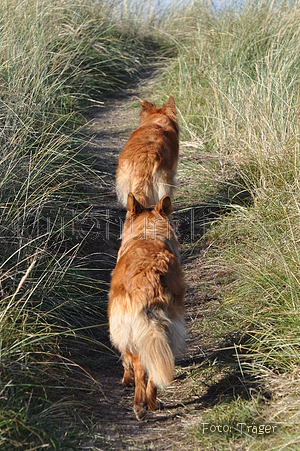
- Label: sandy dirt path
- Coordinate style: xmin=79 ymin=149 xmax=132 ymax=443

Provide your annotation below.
xmin=78 ymin=82 xmax=226 ymax=451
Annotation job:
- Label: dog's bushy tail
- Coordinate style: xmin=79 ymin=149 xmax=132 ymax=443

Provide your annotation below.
xmin=133 ymin=307 xmax=184 ymax=388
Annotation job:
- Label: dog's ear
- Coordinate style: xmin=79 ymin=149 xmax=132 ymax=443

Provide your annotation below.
xmin=155 ymin=196 xmax=173 ymax=217
xmin=127 ymin=193 xmax=144 ymax=214
xmin=141 ymin=100 xmax=155 ymax=111
xmin=164 ymin=95 xmax=177 ymax=117
xmin=160 ymin=95 xmax=177 ymax=123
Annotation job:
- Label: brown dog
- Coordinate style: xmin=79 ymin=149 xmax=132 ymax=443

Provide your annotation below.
xmin=116 ymin=95 xmax=179 ymax=208
xmin=107 ymin=193 xmax=186 ymax=421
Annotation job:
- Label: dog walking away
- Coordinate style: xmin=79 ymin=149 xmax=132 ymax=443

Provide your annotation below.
xmin=116 ymin=95 xmax=179 ymax=208
xmin=107 ymin=193 xmax=186 ymax=421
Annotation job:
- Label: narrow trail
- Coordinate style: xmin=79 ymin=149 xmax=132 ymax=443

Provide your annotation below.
xmin=78 ymin=81 xmax=229 ymax=450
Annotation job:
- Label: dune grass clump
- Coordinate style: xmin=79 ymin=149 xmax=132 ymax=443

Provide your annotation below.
xmin=159 ymin=0 xmax=300 ymax=371
xmin=0 ymin=0 xmax=171 ymax=448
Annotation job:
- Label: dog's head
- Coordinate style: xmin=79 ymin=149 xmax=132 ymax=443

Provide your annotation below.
xmin=119 ymin=193 xmax=179 ymax=259
xmin=140 ymin=95 xmax=178 ymax=132
xmin=127 ymin=191 xmax=173 ymax=217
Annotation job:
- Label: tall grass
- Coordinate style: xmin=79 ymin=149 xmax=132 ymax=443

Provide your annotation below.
xmin=0 ymin=0 xmax=170 ymax=448
xmin=155 ymin=0 xmax=300 ymax=447
xmin=159 ymin=0 xmax=300 ymax=370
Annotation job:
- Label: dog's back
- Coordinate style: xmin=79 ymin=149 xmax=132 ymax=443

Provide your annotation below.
xmin=116 ymin=95 xmax=179 ymax=208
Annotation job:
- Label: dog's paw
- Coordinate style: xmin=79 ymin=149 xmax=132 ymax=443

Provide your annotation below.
xmin=134 ymin=402 xmax=148 ymax=421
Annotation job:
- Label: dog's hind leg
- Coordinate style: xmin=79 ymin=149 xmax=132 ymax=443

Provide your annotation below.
xmin=146 ymin=377 xmax=157 ymax=411
xmin=132 ymin=353 xmax=148 ymax=421
xmin=121 ymin=352 xmax=134 ymax=386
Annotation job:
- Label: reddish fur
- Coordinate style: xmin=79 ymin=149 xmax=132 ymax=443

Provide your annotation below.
xmin=107 ymin=193 xmax=186 ymax=421
xmin=116 ymin=95 xmax=179 ymax=208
